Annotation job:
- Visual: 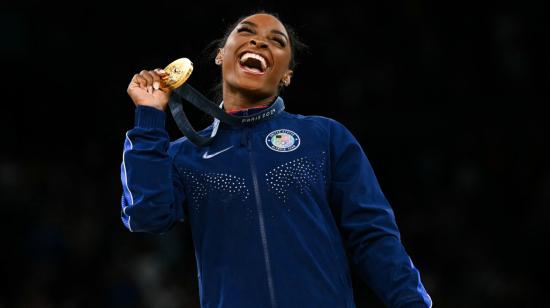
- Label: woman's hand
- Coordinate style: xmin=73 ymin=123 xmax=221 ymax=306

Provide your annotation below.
xmin=127 ymin=69 xmax=171 ymax=111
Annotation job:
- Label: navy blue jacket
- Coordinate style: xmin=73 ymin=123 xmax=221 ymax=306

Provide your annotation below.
xmin=120 ymin=99 xmax=432 ymax=308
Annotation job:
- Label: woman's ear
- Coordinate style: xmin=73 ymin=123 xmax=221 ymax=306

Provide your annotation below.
xmin=281 ymin=70 xmax=293 ymax=86
xmin=215 ymin=48 xmax=224 ymax=65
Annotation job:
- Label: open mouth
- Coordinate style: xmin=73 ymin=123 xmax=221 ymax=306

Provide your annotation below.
xmin=239 ymin=52 xmax=268 ymax=74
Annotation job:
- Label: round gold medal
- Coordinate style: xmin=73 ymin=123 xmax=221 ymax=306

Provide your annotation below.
xmin=163 ymin=58 xmax=193 ymax=90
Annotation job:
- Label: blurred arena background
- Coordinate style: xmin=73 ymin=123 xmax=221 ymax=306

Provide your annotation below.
xmin=1 ymin=2 xmax=548 ymax=307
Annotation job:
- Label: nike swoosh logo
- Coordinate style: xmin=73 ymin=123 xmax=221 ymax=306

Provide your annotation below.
xmin=202 ymin=146 xmax=234 ymax=159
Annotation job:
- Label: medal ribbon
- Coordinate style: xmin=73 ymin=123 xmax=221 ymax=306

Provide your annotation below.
xmin=168 ymin=84 xmax=285 ymax=146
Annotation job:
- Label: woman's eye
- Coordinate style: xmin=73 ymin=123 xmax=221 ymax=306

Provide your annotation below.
xmin=273 ymin=38 xmax=286 ymax=47
xmin=237 ymin=27 xmax=253 ymax=33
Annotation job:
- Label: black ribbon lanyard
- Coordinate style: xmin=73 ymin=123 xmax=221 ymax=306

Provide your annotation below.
xmin=168 ymin=84 xmax=285 ymax=147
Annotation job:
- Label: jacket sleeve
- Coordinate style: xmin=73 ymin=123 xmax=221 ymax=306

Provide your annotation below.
xmin=120 ymin=105 xmax=185 ymax=234
xmin=328 ymin=119 xmax=432 ymax=308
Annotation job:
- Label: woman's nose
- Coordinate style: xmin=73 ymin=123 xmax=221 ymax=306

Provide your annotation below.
xmin=250 ymin=38 xmax=268 ymax=48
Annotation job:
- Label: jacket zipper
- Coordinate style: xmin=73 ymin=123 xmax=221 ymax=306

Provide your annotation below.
xmin=246 ymin=128 xmax=277 ymax=308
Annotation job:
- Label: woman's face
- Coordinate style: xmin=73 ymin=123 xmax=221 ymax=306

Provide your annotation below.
xmin=220 ymin=14 xmax=293 ymax=99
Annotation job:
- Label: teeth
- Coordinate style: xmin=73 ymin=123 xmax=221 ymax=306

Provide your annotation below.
xmin=240 ymin=52 xmax=267 ymax=71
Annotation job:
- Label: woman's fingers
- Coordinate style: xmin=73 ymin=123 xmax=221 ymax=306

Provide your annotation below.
xmin=127 ymin=69 xmax=171 ymax=111
xmin=153 ymin=68 xmax=168 ymax=76
xmin=154 ymin=69 xmax=170 ymax=87
xmin=150 ymin=70 xmax=163 ymax=90
xmin=136 ymin=74 xmax=148 ymax=88
xmin=139 ymin=69 xmax=169 ymax=92
xmin=128 ymin=74 xmax=147 ymax=90
xmin=139 ymin=70 xmax=155 ymax=93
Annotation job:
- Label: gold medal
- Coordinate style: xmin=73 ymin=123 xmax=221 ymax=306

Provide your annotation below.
xmin=163 ymin=58 xmax=193 ymax=90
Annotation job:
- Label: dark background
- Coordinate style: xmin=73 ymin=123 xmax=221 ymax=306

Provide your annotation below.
xmin=1 ymin=1 xmax=548 ymax=307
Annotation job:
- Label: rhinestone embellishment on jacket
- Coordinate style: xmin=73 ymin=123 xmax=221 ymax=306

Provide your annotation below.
xmin=265 ymin=153 xmax=327 ymax=205
xmin=181 ymin=169 xmax=250 ymax=211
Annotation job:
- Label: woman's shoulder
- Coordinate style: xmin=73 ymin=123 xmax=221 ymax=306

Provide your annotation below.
xmin=282 ymin=112 xmax=359 ymax=146
xmin=283 ymin=112 xmax=348 ymax=131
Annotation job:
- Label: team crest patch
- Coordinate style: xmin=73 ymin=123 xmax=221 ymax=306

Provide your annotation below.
xmin=266 ymin=129 xmax=300 ymax=152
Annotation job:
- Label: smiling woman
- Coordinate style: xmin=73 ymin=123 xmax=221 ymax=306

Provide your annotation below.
xmin=120 ymin=12 xmax=432 ymax=308
xmin=216 ymin=14 xmax=294 ymax=108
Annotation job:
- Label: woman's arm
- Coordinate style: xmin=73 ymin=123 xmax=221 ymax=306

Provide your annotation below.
xmin=120 ymin=105 xmax=185 ymax=234
xmin=328 ymin=119 xmax=432 ymax=307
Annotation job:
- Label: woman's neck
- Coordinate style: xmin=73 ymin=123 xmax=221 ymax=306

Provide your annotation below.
xmin=222 ymin=87 xmax=276 ymax=113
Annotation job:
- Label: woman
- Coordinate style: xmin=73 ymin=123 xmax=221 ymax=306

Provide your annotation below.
xmin=121 ymin=12 xmax=432 ymax=308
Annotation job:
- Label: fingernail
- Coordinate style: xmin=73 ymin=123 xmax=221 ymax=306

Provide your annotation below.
xmin=153 ymin=82 xmax=159 ymax=90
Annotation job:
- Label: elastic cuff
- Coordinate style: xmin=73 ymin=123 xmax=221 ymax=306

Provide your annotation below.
xmin=134 ymin=105 xmax=166 ymax=129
